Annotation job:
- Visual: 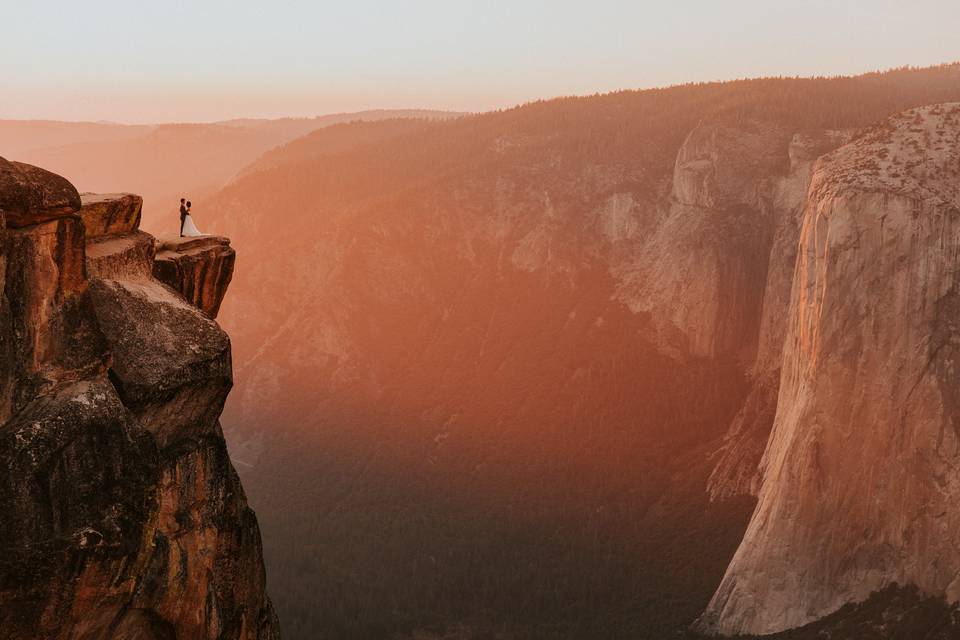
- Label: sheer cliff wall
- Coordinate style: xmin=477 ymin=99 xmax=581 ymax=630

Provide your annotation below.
xmin=700 ymin=104 xmax=960 ymax=635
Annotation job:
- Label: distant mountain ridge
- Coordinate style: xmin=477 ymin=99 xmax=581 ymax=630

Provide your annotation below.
xmin=0 ymin=109 xmax=465 ymax=156
xmin=0 ymin=109 xmax=465 ymax=233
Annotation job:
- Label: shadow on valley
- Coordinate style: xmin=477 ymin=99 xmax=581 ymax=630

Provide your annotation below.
xmin=239 ymin=361 xmax=755 ymax=639
xmin=227 ymin=260 xmax=757 ymax=638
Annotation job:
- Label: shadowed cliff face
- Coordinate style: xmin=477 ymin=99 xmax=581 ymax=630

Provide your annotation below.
xmin=615 ymin=120 xmax=791 ymax=361
xmin=0 ymin=161 xmax=278 ymax=639
xmin=700 ymin=104 xmax=960 ymax=635
xmin=703 ymin=128 xmax=855 ymax=500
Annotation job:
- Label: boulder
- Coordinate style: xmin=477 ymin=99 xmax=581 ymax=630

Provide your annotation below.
xmin=79 ymin=192 xmax=143 ymax=239
xmin=85 ymin=231 xmax=156 ymax=281
xmin=0 ymin=158 xmax=80 ymax=228
xmin=88 ymin=277 xmax=232 ymax=449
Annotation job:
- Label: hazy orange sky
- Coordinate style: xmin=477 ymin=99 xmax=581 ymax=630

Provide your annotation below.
xmin=3 ymin=1 xmax=958 ymax=123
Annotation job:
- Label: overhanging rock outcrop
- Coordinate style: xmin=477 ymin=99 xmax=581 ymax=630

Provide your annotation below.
xmin=153 ymin=235 xmax=236 ymax=318
xmin=0 ymin=156 xmax=80 ymax=228
xmin=0 ymin=161 xmax=279 ymax=639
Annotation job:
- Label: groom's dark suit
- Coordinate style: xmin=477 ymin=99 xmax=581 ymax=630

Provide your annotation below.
xmin=179 ymin=203 xmax=188 ymax=236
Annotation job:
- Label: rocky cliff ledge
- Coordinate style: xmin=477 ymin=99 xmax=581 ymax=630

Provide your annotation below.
xmin=154 ymin=235 xmax=235 ymax=318
xmin=699 ymin=104 xmax=960 ymax=635
xmin=0 ymin=158 xmax=279 ymax=639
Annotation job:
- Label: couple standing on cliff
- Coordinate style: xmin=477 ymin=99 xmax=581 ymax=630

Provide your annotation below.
xmin=179 ymin=198 xmax=205 ymax=237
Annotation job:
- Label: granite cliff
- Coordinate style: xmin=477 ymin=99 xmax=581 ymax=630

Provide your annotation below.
xmin=699 ymin=104 xmax=960 ymax=634
xmin=616 ymin=117 xmax=854 ymax=502
xmin=0 ymin=157 xmax=278 ymax=639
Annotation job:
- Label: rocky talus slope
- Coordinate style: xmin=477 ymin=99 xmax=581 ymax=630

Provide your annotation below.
xmin=698 ymin=104 xmax=960 ymax=635
xmin=0 ymin=157 xmax=278 ymax=639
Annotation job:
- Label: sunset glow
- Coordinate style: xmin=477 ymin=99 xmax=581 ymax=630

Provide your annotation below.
xmin=2 ymin=0 xmax=958 ymax=122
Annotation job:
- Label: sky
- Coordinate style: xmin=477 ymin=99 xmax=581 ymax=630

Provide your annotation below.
xmin=2 ymin=0 xmax=958 ymax=123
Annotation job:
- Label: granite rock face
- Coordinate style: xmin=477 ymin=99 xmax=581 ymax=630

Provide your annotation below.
xmin=0 ymin=157 xmax=81 ymax=228
xmin=90 ymin=277 xmax=233 ymax=449
xmin=0 ymin=163 xmax=278 ymax=639
xmin=616 ymin=120 xmax=792 ymax=361
xmin=4 ymin=216 xmax=108 ymax=420
xmin=85 ymin=231 xmax=156 ymax=281
xmin=79 ymin=193 xmax=143 ymax=239
xmin=705 ymin=128 xmax=853 ymax=500
xmin=611 ymin=120 xmax=853 ymax=501
xmin=153 ymin=235 xmax=236 ymax=318
xmin=700 ymin=104 xmax=960 ymax=635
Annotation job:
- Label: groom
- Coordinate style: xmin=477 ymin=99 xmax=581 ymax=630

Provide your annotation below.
xmin=179 ymin=198 xmax=187 ymax=236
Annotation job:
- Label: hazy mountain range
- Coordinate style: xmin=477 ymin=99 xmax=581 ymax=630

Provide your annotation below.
xmin=0 ymin=110 xmax=463 ymax=233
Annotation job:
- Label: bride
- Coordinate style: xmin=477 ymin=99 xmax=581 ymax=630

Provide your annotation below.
xmin=181 ymin=200 xmax=205 ymax=237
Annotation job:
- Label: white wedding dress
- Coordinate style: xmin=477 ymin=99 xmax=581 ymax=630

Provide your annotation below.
xmin=181 ymin=213 xmax=205 ymax=237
